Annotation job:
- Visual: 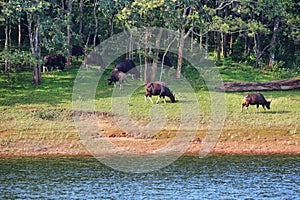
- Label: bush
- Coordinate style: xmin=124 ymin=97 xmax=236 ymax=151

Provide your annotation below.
xmin=33 ymin=107 xmax=68 ymax=121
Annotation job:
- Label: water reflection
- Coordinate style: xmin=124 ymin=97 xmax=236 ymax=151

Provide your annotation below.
xmin=0 ymin=155 xmax=299 ymax=199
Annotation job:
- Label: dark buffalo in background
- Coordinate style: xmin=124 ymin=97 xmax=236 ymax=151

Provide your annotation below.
xmin=43 ymin=54 xmax=66 ymax=72
xmin=241 ymin=93 xmax=272 ymax=113
xmin=157 ymin=52 xmax=173 ymax=76
xmin=115 ymin=59 xmax=140 ymax=79
xmin=71 ymin=45 xmax=84 ymax=61
xmin=158 ymin=52 xmax=172 ymax=68
xmin=84 ymin=53 xmax=104 ymax=69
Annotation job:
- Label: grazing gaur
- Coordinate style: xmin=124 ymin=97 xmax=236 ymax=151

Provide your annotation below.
xmin=241 ymin=93 xmax=272 ymax=113
xmin=107 ymin=69 xmax=127 ymax=90
xmin=144 ymin=82 xmax=175 ymax=104
xmin=43 ymin=54 xmax=66 ymax=72
xmin=115 ymin=59 xmax=140 ymax=79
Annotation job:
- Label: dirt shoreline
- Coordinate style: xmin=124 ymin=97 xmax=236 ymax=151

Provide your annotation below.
xmin=1 ymin=135 xmax=299 ymax=157
xmin=1 ymin=114 xmax=299 ymax=157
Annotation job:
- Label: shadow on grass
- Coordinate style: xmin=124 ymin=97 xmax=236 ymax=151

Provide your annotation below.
xmin=244 ymin=110 xmax=291 ymax=114
xmin=263 ymin=110 xmax=291 ymax=114
xmin=0 ymin=67 xmax=80 ymax=107
xmin=175 ymin=99 xmax=196 ymax=103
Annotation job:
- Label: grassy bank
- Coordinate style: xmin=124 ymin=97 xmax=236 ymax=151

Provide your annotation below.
xmin=0 ymin=62 xmax=299 ymax=155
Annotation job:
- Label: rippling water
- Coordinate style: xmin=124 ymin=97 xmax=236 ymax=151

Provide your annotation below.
xmin=0 ymin=155 xmax=299 ymax=199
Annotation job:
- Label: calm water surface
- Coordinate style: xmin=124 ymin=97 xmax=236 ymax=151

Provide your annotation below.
xmin=0 ymin=155 xmax=299 ymax=199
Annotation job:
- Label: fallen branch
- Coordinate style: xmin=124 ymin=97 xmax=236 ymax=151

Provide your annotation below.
xmin=216 ymin=77 xmax=300 ymax=92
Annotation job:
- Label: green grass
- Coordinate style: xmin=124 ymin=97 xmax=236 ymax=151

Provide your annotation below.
xmin=0 ymin=61 xmax=299 ymax=145
xmin=224 ymin=90 xmax=300 ymax=127
xmin=217 ymin=61 xmax=272 ymax=82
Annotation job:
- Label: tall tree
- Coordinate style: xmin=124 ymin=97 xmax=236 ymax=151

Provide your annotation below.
xmin=215 ymin=0 xmax=221 ymax=60
xmin=66 ymin=0 xmax=73 ymax=70
xmin=24 ymin=0 xmax=46 ymax=85
xmin=174 ymin=3 xmax=194 ymax=79
xmin=2 ymin=0 xmax=13 ymax=80
xmin=268 ymin=16 xmax=280 ymax=68
xmin=266 ymin=0 xmax=292 ymax=68
xmin=151 ymin=26 xmax=163 ymax=82
xmin=78 ymin=0 xmax=83 ymax=46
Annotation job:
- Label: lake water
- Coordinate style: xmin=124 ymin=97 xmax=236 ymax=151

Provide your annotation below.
xmin=0 ymin=155 xmax=299 ymax=199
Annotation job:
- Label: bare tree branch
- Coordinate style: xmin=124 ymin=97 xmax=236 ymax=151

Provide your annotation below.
xmin=216 ymin=0 xmax=239 ymax=10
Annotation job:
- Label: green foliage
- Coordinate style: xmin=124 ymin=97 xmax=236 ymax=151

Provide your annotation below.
xmin=0 ymin=0 xmax=299 ymax=80
xmin=0 ymin=49 xmax=41 ymax=72
xmin=1 ymin=0 xmax=23 ymax=23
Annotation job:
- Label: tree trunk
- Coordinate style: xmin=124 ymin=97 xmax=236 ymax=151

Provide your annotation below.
xmin=8 ymin=23 xmax=11 ymax=47
xmin=18 ymin=18 xmax=21 ymax=48
xmin=205 ymin=32 xmax=209 ymax=58
xmin=93 ymin=0 xmax=98 ymax=47
xmin=223 ymin=33 xmax=228 ymax=58
xmin=5 ymin=0 xmax=11 ymax=47
xmin=34 ymin=14 xmax=41 ymax=85
xmin=159 ymin=34 xmax=176 ymax=81
xmin=223 ymin=5 xmax=229 ymax=58
xmin=254 ymin=32 xmax=261 ymax=68
xmin=27 ymin=3 xmax=41 ymax=85
xmin=34 ymin=17 xmax=41 ymax=58
xmin=66 ymin=0 xmax=73 ymax=70
xmin=216 ymin=77 xmax=300 ymax=92
xmin=176 ymin=30 xmax=185 ymax=79
xmin=216 ymin=0 xmax=221 ymax=60
xmin=126 ymin=30 xmax=133 ymax=60
xmin=176 ymin=5 xmax=193 ymax=79
xmin=229 ymin=34 xmax=233 ymax=55
xmin=108 ymin=13 xmax=114 ymax=39
xmin=4 ymin=17 xmax=10 ymax=81
xmin=151 ymin=27 xmax=163 ymax=82
xmin=190 ymin=13 xmax=194 ymax=53
xmin=79 ymin=0 xmax=83 ymax=46
xmin=216 ymin=31 xmax=221 ymax=60
xmin=144 ymin=55 xmax=151 ymax=84
xmin=5 ymin=60 xmax=11 ymax=81
xmin=144 ymin=29 xmax=151 ymax=84
xmin=199 ymin=33 xmax=203 ymax=52
xmin=33 ymin=64 xmax=41 ymax=85
xmin=223 ymin=5 xmax=230 ymax=58
xmin=244 ymin=35 xmax=253 ymax=57
xmin=190 ymin=31 xmax=194 ymax=53
xmin=27 ymin=17 xmax=34 ymax=54
xmin=107 ymin=0 xmax=114 ymax=39
xmin=104 ymin=1 xmax=115 ymax=56
xmin=268 ymin=17 xmax=280 ymax=68
xmin=244 ymin=35 xmax=247 ymax=57
xmin=137 ymin=43 xmax=143 ymax=78
xmin=5 ymin=20 xmax=9 ymax=48
xmin=126 ymin=46 xmax=129 ymax=60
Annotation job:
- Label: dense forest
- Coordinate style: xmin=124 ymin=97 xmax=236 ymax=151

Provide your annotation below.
xmin=0 ymin=0 xmax=299 ymax=85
